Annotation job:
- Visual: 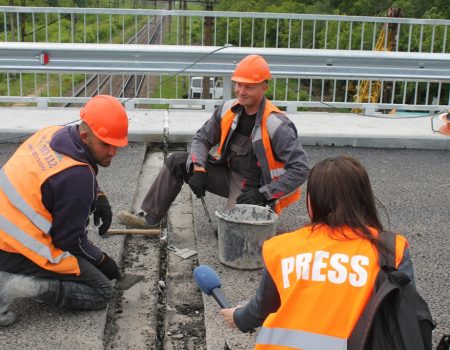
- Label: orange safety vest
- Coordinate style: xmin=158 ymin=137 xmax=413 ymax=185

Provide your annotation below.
xmin=0 ymin=126 xmax=92 ymax=275
xmin=256 ymin=225 xmax=408 ymax=350
xmin=216 ymin=99 xmax=301 ymax=214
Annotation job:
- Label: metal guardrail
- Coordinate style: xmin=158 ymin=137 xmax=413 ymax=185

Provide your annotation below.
xmin=0 ymin=42 xmax=449 ymax=111
xmin=0 ymin=6 xmax=449 ymax=112
xmin=1 ymin=43 xmax=449 ymax=81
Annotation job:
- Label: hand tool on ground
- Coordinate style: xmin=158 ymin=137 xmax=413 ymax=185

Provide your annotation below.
xmin=167 ymin=245 xmax=197 ymax=259
xmin=193 ymin=265 xmax=230 ymax=308
xmin=105 ymin=228 xmax=160 ymax=236
xmin=116 ymin=273 xmax=145 ymax=290
xmin=437 ymin=334 xmax=450 ymax=350
xmin=200 ymin=196 xmax=212 ymax=223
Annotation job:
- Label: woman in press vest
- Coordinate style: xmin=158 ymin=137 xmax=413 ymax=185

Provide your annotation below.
xmin=220 ymin=155 xmax=415 ymax=350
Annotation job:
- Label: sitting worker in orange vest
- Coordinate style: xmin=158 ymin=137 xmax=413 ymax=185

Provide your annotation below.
xmin=0 ymin=95 xmax=128 ymax=326
xmin=117 ymin=54 xmax=309 ymax=229
xmin=219 ymin=155 xmax=415 ymax=349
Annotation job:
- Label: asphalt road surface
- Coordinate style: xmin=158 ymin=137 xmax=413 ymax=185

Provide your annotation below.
xmin=1 ymin=142 xmax=449 ymax=348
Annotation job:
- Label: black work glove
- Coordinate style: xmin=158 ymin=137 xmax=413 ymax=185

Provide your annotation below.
xmin=236 ymin=187 xmax=267 ymax=206
xmin=94 ymin=192 xmax=112 ymax=236
xmin=187 ymin=171 xmax=208 ymax=198
xmin=97 ymin=253 xmax=121 ymax=280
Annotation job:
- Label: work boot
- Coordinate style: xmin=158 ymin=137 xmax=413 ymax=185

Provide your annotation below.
xmin=117 ymin=210 xmax=161 ymax=229
xmin=0 ymin=271 xmax=60 ymax=326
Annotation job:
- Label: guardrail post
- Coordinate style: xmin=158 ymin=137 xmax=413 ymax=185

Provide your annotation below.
xmin=364 ymin=105 xmax=377 ymax=116
xmin=125 ymin=99 xmax=135 ymax=110
xmin=223 ymin=75 xmax=232 ymax=101
xmin=37 ymin=99 xmax=48 ymax=108
xmin=286 ymin=103 xmax=297 ymax=113
xmin=204 ymin=101 xmax=217 ymax=113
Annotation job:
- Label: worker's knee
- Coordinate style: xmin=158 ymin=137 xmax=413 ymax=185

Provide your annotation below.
xmin=98 ymin=283 xmax=114 ymax=302
xmin=86 ymin=280 xmax=114 ymax=309
xmin=165 ymin=152 xmax=189 ymax=169
xmin=164 ymin=152 xmax=190 ymax=182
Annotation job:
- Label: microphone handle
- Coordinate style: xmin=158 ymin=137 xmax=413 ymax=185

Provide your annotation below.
xmin=211 ymin=288 xmax=256 ymax=333
xmin=211 ymin=287 xmax=231 ymax=308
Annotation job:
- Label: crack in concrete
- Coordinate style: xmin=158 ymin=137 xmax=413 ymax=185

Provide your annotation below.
xmin=155 ymin=223 xmax=169 ymax=349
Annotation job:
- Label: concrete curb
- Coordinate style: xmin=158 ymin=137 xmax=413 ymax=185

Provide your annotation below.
xmin=0 ymin=108 xmax=448 ymax=150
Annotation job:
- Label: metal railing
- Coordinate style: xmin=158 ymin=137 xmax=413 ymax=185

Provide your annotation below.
xmin=0 ymin=6 xmax=449 ymax=112
xmin=1 ymin=42 xmax=449 ymax=112
xmin=1 ymin=7 xmax=449 ymax=52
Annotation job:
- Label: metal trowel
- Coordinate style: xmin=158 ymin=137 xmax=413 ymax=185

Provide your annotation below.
xmin=167 ymin=245 xmax=197 ymax=259
xmin=116 ymin=273 xmax=145 ymax=290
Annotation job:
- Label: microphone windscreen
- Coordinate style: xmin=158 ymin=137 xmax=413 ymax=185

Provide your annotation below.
xmin=194 ymin=265 xmax=221 ymax=295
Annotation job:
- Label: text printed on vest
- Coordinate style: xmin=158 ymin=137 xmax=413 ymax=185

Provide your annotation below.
xmin=281 ymin=250 xmax=369 ymax=288
xmin=29 ymin=135 xmax=62 ymax=171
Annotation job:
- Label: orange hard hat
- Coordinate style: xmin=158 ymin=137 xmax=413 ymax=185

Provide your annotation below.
xmin=231 ymin=55 xmax=272 ymax=84
xmin=80 ymin=95 xmax=128 ymax=147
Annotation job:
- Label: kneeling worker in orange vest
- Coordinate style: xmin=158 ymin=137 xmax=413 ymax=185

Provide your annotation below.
xmin=0 ymin=95 xmax=128 ymax=326
xmin=220 ymin=155 xmax=415 ymax=349
xmin=117 ymin=54 xmax=309 ymax=229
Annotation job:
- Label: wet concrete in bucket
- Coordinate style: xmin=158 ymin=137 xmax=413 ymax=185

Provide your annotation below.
xmin=215 ymin=204 xmax=278 ymax=225
xmin=216 ymin=205 xmax=279 ymax=271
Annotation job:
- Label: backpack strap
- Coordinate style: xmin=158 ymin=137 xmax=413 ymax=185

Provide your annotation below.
xmin=347 ymin=232 xmax=403 ymax=350
xmin=348 ymin=231 xmax=400 ymax=349
xmin=349 ymin=231 xmax=433 ymax=350
xmin=379 ymin=231 xmax=396 ymax=269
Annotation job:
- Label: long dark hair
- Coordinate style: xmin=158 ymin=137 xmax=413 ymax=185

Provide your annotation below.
xmin=306 ymin=155 xmax=385 ymax=248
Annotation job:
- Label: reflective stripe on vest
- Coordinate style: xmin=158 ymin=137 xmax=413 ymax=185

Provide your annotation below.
xmin=0 ymin=169 xmax=52 ymax=234
xmin=270 ymin=167 xmax=285 ymax=178
xmin=0 ymin=214 xmax=72 ymax=264
xmin=251 ymin=125 xmax=286 ymax=178
xmin=256 ymin=327 xmax=347 ymax=350
xmin=263 ymin=115 xmax=286 ymax=177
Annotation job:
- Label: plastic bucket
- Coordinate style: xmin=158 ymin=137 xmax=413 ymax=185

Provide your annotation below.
xmin=215 ymin=204 xmax=279 ymax=270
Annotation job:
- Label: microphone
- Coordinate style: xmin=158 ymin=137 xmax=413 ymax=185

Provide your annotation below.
xmin=194 ymin=265 xmax=231 ymax=309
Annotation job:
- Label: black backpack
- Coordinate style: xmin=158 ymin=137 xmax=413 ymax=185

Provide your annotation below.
xmin=348 ymin=231 xmax=435 ymax=350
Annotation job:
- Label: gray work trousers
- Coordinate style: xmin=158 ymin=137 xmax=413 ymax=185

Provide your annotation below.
xmin=141 ymin=152 xmax=246 ymax=220
xmin=0 ymin=250 xmax=113 ymax=310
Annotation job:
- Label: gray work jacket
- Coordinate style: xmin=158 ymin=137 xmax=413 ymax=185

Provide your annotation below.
xmin=187 ymin=98 xmax=310 ymax=202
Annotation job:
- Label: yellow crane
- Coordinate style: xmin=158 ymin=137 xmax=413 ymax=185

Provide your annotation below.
xmin=352 ymin=8 xmax=403 ymax=114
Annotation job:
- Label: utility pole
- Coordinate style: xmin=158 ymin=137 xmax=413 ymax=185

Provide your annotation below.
xmin=201 ymin=1 xmax=214 ymax=99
